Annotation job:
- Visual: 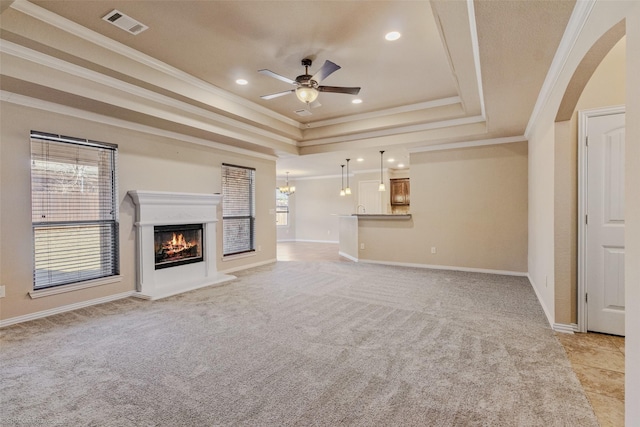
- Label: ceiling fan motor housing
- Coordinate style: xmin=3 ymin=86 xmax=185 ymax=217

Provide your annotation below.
xmin=295 ymin=75 xmax=318 ymax=88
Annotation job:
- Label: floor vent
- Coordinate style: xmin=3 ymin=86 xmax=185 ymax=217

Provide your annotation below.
xmin=102 ymin=10 xmax=148 ymax=35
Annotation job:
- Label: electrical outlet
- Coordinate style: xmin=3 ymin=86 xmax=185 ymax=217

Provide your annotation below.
xmin=360 ymin=243 xmax=365 ymax=250
xmin=431 ymin=247 xmax=437 ymax=254
xmin=257 ymin=245 xmax=262 ymax=252
xmin=0 ymin=285 xmax=5 ymax=298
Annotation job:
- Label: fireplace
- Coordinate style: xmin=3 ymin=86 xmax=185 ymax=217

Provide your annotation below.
xmin=128 ymin=190 xmax=235 ymax=300
xmin=154 ymin=224 xmax=203 ymax=269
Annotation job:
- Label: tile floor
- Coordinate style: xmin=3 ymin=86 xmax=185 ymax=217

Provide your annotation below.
xmin=556 ymin=332 xmax=625 ymax=427
xmin=277 ymin=242 xmax=626 ymax=426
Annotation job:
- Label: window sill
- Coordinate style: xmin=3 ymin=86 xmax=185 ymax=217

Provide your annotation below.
xmin=29 ymin=275 xmax=123 ymax=299
xmin=222 ymin=251 xmax=256 ymax=262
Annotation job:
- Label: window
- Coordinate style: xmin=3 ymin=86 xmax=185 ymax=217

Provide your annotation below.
xmin=30 ymin=131 xmax=119 ymax=289
xmin=222 ymin=164 xmax=255 ymax=256
xmin=275 ymin=189 xmax=289 ymax=226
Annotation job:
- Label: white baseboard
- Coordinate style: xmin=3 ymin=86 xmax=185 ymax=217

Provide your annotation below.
xmin=527 ymin=273 xmax=555 ymax=329
xmin=553 ymin=323 xmax=578 ymax=334
xmin=358 ymin=258 xmax=528 ymax=277
xmin=338 ymin=251 xmax=359 ymax=262
xmin=220 ymin=258 xmax=277 ymax=274
xmin=0 ymin=291 xmax=135 ymax=328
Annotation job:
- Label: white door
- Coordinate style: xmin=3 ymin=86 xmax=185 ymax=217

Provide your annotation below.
xmin=358 ymin=180 xmax=383 ymax=214
xmin=586 ymin=112 xmax=625 ymax=336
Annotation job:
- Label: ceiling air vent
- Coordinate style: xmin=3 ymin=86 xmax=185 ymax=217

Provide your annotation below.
xmin=294 ymin=109 xmax=312 ymax=117
xmin=102 ymin=10 xmax=148 ymax=35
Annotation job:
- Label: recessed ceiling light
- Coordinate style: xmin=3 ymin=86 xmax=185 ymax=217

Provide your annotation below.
xmin=357 ymin=158 xmax=364 ymax=162
xmin=236 ymin=79 xmax=248 ymax=85
xmin=352 ymin=99 xmax=363 ymax=104
xmin=385 ymin=31 xmax=401 ymax=41
xmin=387 ymin=158 xmax=395 ymax=163
xmin=397 ymin=163 xmax=405 ymax=168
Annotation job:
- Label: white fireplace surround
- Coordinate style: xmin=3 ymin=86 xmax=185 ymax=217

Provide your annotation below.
xmin=128 ymin=190 xmax=235 ymax=300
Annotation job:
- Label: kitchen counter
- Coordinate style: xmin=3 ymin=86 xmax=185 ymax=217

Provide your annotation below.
xmin=351 ymin=214 xmax=412 ymax=220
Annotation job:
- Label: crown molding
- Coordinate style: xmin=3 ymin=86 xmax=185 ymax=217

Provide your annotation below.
xmin=1 ymin=90 xmax=278 ymax=161
xmin=524 ymin=0 xmax=595 ymax=137
xmin=299 ymin=115 xmax=485 ymax=147
xmin=307 ymin=97 xmax=462 ymax=128
xmin=1 ymin=40 xmax=299 ymax=149
xmin=409 ymin=135 xmax=526 ymax=153
xmin=9 ymin=0 xmax=300 ymax=129
xmin=466 ymin=0 xmax=486 ymax=119
xmin=285 ymin=168 xmax=387 ymax=181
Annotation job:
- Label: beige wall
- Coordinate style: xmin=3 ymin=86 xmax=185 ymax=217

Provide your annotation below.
xmin=528 ymin=1 xmax=632 ymax=325
xmin=292 ymin=176 xmax=355 ymax=242
xmin=338 ymin=216 xmax=358 ymax=260
xmin=0 ymin=101 xmax=276 ymax=321
xmin=625 ymin=5 xmax=640 ymax=422
xmin=359 ymin=142 xmax=528 ymax=273
xmin=526 ymin=1 xmax=639 ymax=422
xmin=554 ymin=37 xmax=626 ymax=324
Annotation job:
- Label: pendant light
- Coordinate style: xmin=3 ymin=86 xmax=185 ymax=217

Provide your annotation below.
xmin=340 ymin=165 xmax=346 ymax=196
xmin=378 ymin=151 xmax=386 ymax=191
xmin=345 ymin=158 xmax=352 ymax=195
xmin=278 ymin=172 xmax=295 ymax=196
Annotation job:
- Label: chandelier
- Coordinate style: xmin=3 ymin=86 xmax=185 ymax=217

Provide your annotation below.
xmin=278 ymin=172 xmax=295 ymax=196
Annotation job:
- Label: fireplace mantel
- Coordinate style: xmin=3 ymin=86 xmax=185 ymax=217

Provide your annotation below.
xmin=128 ymin=190 xmax=235 ymax=300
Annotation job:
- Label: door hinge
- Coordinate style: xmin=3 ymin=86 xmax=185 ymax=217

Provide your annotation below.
xmin=585 ymin=136 xmax=589 ymax=147
xmin=585 ymin=214 xmax=588 ymax=225
xmin=586 ymin=293 xmax=588 ymax=303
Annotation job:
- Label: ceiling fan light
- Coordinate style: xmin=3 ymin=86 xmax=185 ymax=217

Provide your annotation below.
xmin=296 ymin=86 xmax=319 ymax=104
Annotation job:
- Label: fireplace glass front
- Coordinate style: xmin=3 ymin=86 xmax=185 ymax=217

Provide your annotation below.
xmin=154 ymin=224 xmax=203 ymax=269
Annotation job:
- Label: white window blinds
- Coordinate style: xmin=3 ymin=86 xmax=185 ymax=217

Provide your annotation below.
xmin=222 ymin=164 xmax=255 ymax=256
xmin=30 ymin=131 xmax=119 ymax=289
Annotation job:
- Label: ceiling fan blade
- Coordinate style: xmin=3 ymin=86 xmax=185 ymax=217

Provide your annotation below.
xmin=318 ymin=86 xmax=361 ymax=95
xmin=258 ymin=69 xmax=296 ymax=85
xmin=311 ymin=60 xmax=341 ymax=83
xmin=310 ymin=100 xmax=322 ymax=109
xmin=260 ymin=89 xmax=294 ymax=100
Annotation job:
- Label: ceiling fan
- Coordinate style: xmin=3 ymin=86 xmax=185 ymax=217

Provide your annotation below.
xmin=259 ymin=58 xmax=361 ymax=104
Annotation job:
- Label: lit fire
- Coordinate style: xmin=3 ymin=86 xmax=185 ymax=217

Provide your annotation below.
xmin=162 ymin=233 xmax=195 ymax=255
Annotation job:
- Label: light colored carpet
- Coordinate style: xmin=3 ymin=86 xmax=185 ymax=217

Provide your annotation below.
xmin=1 ymin=261 xmax=597 ymax=426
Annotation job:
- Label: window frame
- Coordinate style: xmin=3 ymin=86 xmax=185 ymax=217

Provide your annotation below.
xmin=222 ymin=163 xmax=256 ymax=257
xmin=29 ymin=131 xmax=119 ymax=290
xmin=275 ymin=189 xmax=290 ymax=226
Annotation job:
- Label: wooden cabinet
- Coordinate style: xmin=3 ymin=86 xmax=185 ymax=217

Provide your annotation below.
xmin=390 ymin=178 xmax=410 ymax=206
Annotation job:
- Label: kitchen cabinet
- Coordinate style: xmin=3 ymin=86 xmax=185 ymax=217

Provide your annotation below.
xmin=390 ymin=178 xmax=410 ymax=206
